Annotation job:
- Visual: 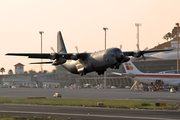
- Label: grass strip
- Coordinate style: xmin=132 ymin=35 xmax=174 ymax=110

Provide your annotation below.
xmin=0 ymin=115 xmax=66 ymax=120
xmin=0 ymin=97 xmax=179 ymax=110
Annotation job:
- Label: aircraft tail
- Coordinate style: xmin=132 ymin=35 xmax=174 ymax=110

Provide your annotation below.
xmin=123 ymin=61 xmax=143 ymax=74
xmin=57 ymin=31 xmax=67 ymax=53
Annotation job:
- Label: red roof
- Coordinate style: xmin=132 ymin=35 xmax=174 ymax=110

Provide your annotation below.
xmin=14 ymin=63 xmax=24 ymax=66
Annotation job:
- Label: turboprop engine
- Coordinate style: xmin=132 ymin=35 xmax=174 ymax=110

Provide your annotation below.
xmin=52 ymin=57 xmax=67 ymax=65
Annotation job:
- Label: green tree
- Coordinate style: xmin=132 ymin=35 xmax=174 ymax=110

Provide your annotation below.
xmin=43 ymin=70 xmax=48 ymax=74
xmin=0 ymin=67 xmax=5 ymax=75
xmin=8 ymin=69 xmax=13 ymax=75
xmin=24 ymin=71 xmax=28 ymax=74
xmin=52 ymin=69 xmax=56 ymax=73
xmin=29 ymin=70 xmax=37 ymax=74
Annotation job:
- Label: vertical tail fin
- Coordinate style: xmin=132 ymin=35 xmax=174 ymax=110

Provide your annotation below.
xmin=123 ymin=61 xmax=143 ymax=74
xmin=57 ymin=31 xmax=67 ymax=53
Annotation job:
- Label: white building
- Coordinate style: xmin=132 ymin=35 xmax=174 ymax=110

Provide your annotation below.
xmin=14 ymin=63 xmax=24 ymax=74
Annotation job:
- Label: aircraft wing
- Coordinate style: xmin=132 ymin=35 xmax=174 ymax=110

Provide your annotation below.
xmin=6 ymin=53 xmax=52 ymax=59
xmin=6 ymin=53 xmax=89 ymax=60
xmin=123 ymin=49 xmax=173 ymax=57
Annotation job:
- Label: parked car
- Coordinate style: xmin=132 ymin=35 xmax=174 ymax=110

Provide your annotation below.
xmin=111 ymin=86 xmax=116 ymax=89
xmin=53 ymin=93 xmax=62 ymax=98
xmin=125 ymin=86 xmax=130 ymax=89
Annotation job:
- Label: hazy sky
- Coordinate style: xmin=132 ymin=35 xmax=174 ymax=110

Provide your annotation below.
xmin=1 ymin=0 xmax=180 ymax=74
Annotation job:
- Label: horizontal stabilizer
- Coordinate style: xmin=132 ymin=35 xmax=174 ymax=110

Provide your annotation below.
xmin=30 ymin=62 xmax=53 ymax=64
xmin=111 ymin=72 xmax=122 ymax=76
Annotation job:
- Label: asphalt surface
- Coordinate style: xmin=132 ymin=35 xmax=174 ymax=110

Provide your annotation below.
xmin=0 ymin=88 xmax=180 ymax=103
xmin=0 ymin=104 xmax=180 ymax=120
xmin=0 ymin=88 xmax=180 ymax=120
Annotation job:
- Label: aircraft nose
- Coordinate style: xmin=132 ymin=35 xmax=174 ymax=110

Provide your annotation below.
xmin=116 ymin=54 xmax=124 ymax=62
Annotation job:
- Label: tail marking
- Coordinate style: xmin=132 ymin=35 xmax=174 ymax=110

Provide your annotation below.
xmin=125 ymin=63 xmax=133 ymax=70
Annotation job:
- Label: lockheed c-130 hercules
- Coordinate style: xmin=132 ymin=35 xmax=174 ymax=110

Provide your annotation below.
xmin=6 ymin=31 xmax=172 ymax=76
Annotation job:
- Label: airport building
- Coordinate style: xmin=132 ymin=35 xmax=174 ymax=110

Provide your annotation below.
xmin=14 ymin=63 xmax=24 ymax=74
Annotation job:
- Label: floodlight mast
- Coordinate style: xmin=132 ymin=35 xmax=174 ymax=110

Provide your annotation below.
xmin=176 ymin=23 xmax=179 ymax=74
xmin=103 ymin=27 xmax=108 ymax=49
xmin=39 ymin=31 xmax=44 ymax=72
xmin=103 ymin=27 xmax=108 ymax=89
xmin=135 ymin=23 xmax=141 ymax=51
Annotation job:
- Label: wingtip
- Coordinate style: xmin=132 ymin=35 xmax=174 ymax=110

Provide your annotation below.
xmin=5 ymin=53 xmax=11 ymax=55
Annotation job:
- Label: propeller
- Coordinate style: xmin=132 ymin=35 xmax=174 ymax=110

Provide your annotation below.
xmin=50 ymin=46 xmax=63 ymax=60
xmin=50 ymin=47 xmax=58 ymax=60
xmin=50 ymin=46 xmax=67 ymax=65
xmin=133 ymin=47 xmax=148 ymax=60
xmin=71 ymin=46 xmax=86 ymax=60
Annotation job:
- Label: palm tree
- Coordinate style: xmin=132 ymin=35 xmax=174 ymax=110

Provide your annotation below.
xmin=0 ymin=67 xmax=5 ymax=75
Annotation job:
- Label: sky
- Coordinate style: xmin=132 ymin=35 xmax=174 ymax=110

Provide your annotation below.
xmin=1 ymin=0 xmax=180 ymax=74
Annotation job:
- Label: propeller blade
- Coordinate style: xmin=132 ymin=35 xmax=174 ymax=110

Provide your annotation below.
xmin=143 ymin=47 xmax=148 ymax=51
xmin=50 ymin=47 xmax=56 ymax=53
xmin=111 ymin=72 xmax=122 ymax=76
xmin=30 ymin=62 xmax=53 ymax=64
xmin=136 ymin=44 xmax=140 ymax=51
xmin=120 ymin=45 xmax=122 ymax=49
xmin=142 ymin=54 xmax=146 ymax=60
xmin=75 ymin=46 xmax=79 ymax=53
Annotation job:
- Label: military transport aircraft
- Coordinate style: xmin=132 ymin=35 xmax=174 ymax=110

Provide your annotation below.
xmin=6 ymin=31 xmax=172 ymax=76
xmin=112 ymin=60 xmax=180 ymax=89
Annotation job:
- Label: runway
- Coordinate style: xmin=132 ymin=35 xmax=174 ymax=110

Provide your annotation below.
xmin=0 ymin=104 xmax=180 ymax=120
xmin=0 ymin=88 xmax=180 ymax=103
xmin=0 ymin=88 xmax=180 ymax=120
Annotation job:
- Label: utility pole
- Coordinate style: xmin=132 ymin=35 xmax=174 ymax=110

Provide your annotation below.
xmin=103 ymin=27 xmax=108 ymax=89
xmin=135 ymin=23 xmax=141 ymax=51
xmin=39 ymin=31 xmax=44 ymax=72
xmin=176 ymin=23 xmax=179 ymax=74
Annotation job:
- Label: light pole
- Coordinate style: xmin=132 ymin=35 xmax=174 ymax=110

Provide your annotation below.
xmin=103 ymin=28 xmax=108 ymax=49
xmin=39 ymin=31 xmax=44 ymax=72
xmin=176 ymin=23 xmax=179 ymax=74
xmin=135 ymin=23 xmax=141 ymax=51
xmin=103 ymin=27 xmax=108 ymax=88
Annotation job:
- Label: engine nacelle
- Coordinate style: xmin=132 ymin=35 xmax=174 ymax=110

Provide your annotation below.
xmin=76 ymin=64 xmax=85 ymax=73
xmin=71 ymin=54 xmax=79 ymax=60
xmin=52 ymin=58 xmax=66 ymax=65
